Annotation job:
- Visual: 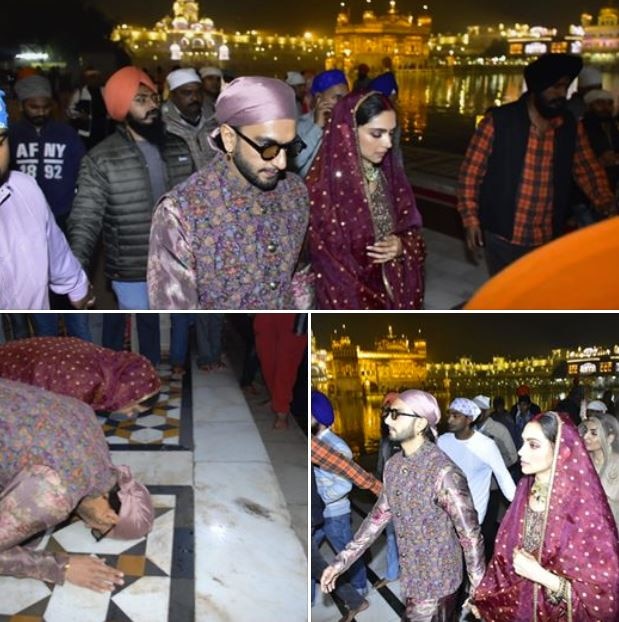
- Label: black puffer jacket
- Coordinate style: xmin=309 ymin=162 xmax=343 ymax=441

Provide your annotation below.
xmin=68 ymin=125 xmax=194 ymax=281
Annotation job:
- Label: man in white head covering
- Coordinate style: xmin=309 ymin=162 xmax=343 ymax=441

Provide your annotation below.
xmin=438 ymin=397 xmax=516 ymax=524
xmin=568 ymin=65 xmax=603 ymax=120
xmin=162 ymin=68 xmax=215 ymax=169
xmin=285 ymin=71 xmax=306 ymax=116
xmin=587 ymin=399 xmax=609 ymax=417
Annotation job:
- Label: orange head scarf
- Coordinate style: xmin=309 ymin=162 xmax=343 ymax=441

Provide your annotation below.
xmin=103 ymin=66 xmax=157 ymax=122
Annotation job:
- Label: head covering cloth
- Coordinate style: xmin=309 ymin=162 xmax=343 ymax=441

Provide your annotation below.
xmin=109 ymin=465 xmax=155 ymax=539
xmin=397 ymin=389 xmax=441 ymax=437
xmin=311 ymin=69 xmax=348 ymax=95
xmin=449 ymin=397 xmax=481 ymax=421
xmin=524 ymin=53 xmax=582 ymax=94
xmin=583 ymin=89 xmax=614 ymax=106
xmin=578 ymin=65 xmax=602 ymax=90
xmin=166 ymin=68 xmax=201 ymax=91
xmin=587 ymin=399 xmax=608 ymax=413
xmin=209 ymin=76 xmax=297 ymax=149
xmin=473 ymin=395 xmax=491 ymax=411
xmin=0 ymin=337 xmax=161 ymax=412
xmin=311 ymin=390 xmax=334 ymax=427
xmin=199 ymin=66 xmax=223 ymax=79
xmin=369 ymin=72 xmax=399 ymax=97
xmin=474 ymin=412 xmax=619 ymax=621
xmin=103 ymin=66 xmax=157 ymax=122
xmin=15 ymin=75 xmax=52 ymax=101
xmin=286 ymin=71 xmax=306 ymax=86
xmin=306 ymin=91 xmax=424 ymax=309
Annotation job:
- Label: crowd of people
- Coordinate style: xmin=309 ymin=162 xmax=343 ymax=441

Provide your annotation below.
xmin=2 ymin=52 xmax=615 ymax=310
xmin=311 ymin=386 xmax=619 ymax=621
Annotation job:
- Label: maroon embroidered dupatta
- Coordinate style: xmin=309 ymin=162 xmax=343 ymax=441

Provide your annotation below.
xmin=306 ymin=91 xmax=425 ymax=309
xmin=474 ymin=413 xmax=619 ymax=621
xmin=0 ymin=337 xmax=161 ymax=412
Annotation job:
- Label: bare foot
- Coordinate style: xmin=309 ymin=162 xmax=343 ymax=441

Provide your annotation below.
xmin=273 ymin=413 xmax=289 ymax=430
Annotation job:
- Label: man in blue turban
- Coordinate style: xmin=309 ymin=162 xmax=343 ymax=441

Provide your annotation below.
xmin=369 ymin=72 xmax=399 ymax=99
xmin=289 ymin=69 xmax=349 ymax=177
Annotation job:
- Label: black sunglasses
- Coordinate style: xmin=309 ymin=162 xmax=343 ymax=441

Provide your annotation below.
xmin=91 ymin=484 xmax=122 ymax=542
xmin=231 ymin=126 xmax=306 ymax=161
xmin=381 ymin=407 xmax=421 ymax=421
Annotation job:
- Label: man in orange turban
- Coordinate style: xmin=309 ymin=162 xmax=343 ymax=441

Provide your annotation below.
xmin=68 ymin=67 xmax=194 ymax=309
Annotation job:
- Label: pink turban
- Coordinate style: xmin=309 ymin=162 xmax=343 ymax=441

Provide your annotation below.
xmin=210 ymin=76 xmax=297 ymax=148
xmin=103 ymin=66 xmax=157 ymax=122
xmin=398 ymin=390 xmax=441 ymax=431
xmin=109 ymin=465 xmax=154 ymax=540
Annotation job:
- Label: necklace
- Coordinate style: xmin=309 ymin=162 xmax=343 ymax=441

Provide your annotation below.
xmin=362 ymin=160 xmax=380 ymax=184
xmin=530 ymin=480 xmax=549 ymax=505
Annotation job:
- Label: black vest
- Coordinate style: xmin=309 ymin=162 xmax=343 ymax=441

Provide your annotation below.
xmin=478 ymin=96 xmax=577 ymax=242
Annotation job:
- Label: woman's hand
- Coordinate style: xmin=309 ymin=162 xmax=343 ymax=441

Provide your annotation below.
xmin=513 ymin=548 xmax=544 ymax=583
xmin=366 ymin=235 xmax=403 ymax=264
xmin=65 ymin=555 xmax=124 ymax=592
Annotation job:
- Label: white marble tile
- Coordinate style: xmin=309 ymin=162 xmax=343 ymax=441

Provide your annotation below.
xmin=44 ymin=581 xmax=111 ymax=622
xmin=194 ymin=462 xmax=307 ymax=622
xmin=191 ymin=368 xmax=239 ymax=390
xmin=193 ymin=421 xmax=270 ymax=463
xmin=130 ymin=428 xmax=165 ymax=443
xmin=0 ymin=577 xmax=51 ymax=615
xmin=137 ymin=414 xmax=168 ymax=427
xmin=52 ymin=520 xmax=145 ymax=555
xmin=192 ymin=389 xmax=253 ymax=423
xmin=145 ymin=508 xmax=175 ymax=576
xmin=112 ymin=577 xmax=171 ymax=622
xmin=111 ymin=451 xmax=193 ymax=486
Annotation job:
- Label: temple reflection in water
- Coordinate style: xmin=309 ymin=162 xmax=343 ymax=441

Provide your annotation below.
xmin=312 ymin=327 xmax=619 ymax=456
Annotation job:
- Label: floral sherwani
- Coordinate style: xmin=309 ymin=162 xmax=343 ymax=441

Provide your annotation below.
xmin=147 ymin=153 xmax=309 ymax=309
xmin=329 ymin=441 xmax=485 ymax=607
xmin=0 ymin=379 xmax=116 ymax=583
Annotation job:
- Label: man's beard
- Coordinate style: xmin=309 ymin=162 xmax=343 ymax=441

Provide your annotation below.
xmin=126 ymin=110 xmax=166 ymax=147
xmin=388 ymin=420 xmax=416 ymax=443
xmin=25 ymin=114 xmax=49 ymax=128
xmin=534 ymin=92 xmax=567 ymax=119
xmin=232 ymin=149 xmax=281 ymax=191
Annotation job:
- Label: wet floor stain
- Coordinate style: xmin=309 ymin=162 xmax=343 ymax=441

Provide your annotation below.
xmin=235 ymin=497 xmax=273 ymax=520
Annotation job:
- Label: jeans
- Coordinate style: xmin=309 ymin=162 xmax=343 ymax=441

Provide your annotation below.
xmin=111 ymin=281 xmax=150 ymax=310
xmin=314 ymin=513 xmax=367 ymax=593
xmin=102 ymin=314 xmax=160 ymax=366
xmin=7 ymin=314 xmax=30 ymax=340
xmin=32 ymin=314 xmax=92 ymax=341
xmin=170 ymin=314 xmax=194 ymax=367
xmin=385 ymin=520 xmax=400 ymax=581
xmin=196 ymin=314 xmax=224 ymax=366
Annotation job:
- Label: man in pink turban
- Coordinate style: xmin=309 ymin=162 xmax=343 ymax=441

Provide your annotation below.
xmin=321 ymin=389 xmax=486 ymax=621
xmin=0 ymin=379 xmax=154 ymax=592
xmin=68 ymin=66 xmax=194 ymax=309
xmin=147 ymin=76 xmax=310 ymax=309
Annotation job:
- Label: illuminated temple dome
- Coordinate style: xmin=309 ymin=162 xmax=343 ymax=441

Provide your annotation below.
xmin=580 ymin=4 xmax=619 ymax=64
xmin=110 ymin=0 xmax=334 ymax=74
xmin=332 ymin=0 xmax=432 ymax=71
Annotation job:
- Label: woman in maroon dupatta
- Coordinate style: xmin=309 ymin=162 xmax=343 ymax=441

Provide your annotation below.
xmin=0 ymin=337 xmax=161 ymax=416
xmin=306 ymin=91 xmax=425 ymax=309
xmin=472 ymin=412 xmax=619 ymax=621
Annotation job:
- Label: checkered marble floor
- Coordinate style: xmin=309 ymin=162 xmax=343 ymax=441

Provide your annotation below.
xmin=97 ymin=364 xmax=192 ymax=450
xmin=0 ymin=488 xmax=194 ymax=622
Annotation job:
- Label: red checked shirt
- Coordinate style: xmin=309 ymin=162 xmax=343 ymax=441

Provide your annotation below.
xmin=457 ymin=113 xmax=614 ymax=246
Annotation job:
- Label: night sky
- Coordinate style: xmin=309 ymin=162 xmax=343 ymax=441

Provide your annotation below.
xmin=312 ymin=314 xmax=619 ymax=362
xmin=92 ymin=0 xmax=600 ymax=35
